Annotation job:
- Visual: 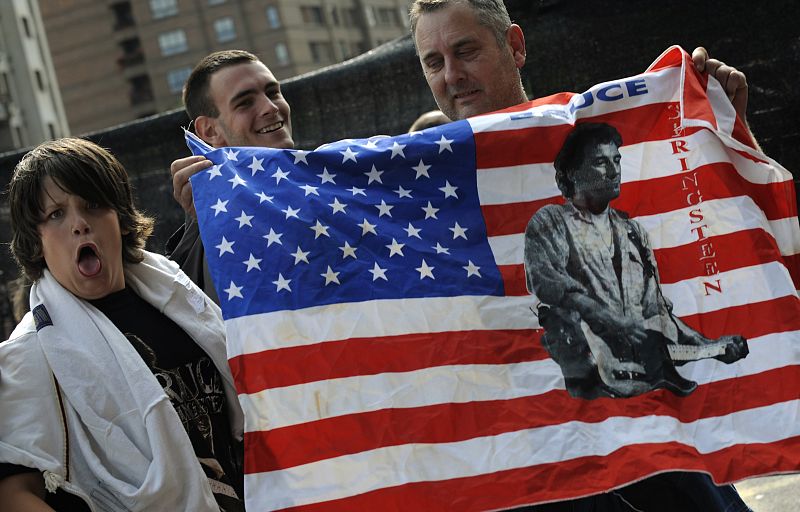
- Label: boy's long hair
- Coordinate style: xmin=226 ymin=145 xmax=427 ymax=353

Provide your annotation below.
xmin=9 ymin=137 xmax=154 ymax=281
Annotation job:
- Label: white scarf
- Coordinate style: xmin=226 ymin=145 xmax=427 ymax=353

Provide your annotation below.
xmin=30 ymin=252 xmax=224 ymax=511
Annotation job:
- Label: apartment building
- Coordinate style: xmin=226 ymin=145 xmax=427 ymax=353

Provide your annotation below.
xmin=39 ymin=0 xmax=413 ymax=136
xmin=0 ymin=0 xmax=69 ymax=152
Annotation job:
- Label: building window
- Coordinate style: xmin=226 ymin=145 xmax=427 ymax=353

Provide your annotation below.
xmin=150 ymin=0 xmax=177 ymax=19
xmin=213 ymin=17 xmax=236 ymax=43
xmin=158 ymin=29 xmax=188 ymax=56
xmin=342 ymin=8 xmax=358 ymax=27
xmin=166 ymin=66 xmax=192 ymax=94
xmin=374 ymin=7 xmax=399 ymax=26
xmin=111 ymin=2 xmax=135 ymax=30
xmin=34 ymin=70 xmax=45 ymax=91
xmin=309 ymin=41 xmax=333 ymax=64
xmin=21 ymin=16 xmax=31 ymax=37
xmin=129 ymin=75 xmax=154 ymax=105
xmin=48 ymin=123 xmax=57 ymax=140
xmin=301 ymin=6 xmax=324 ymax=26
xmin=275 ymin=43 xmax=290 ymax=66
xmin=118 ymin=37 xmax=144 ymax=68
xmin=330 ymin=7 xmax=340 ymax=26
xmin=0 ymin=72 xmax=10 ymax=98
xmin=265 ymin=6 xmax=281 ymax=28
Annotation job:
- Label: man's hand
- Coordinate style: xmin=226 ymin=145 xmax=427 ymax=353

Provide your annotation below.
xmin=588 ymin=309 xmax=648 ymax=347
xmin=170 ymin=155 xmax=213 ymax=218
xmin=692 ymin=47 xmax=748 ymax=122
xmin=714 ymin=334 xmax=749 ymax=364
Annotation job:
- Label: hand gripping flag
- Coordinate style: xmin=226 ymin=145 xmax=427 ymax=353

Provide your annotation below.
xmin=189 ymin=46 xmax=800 ymax=511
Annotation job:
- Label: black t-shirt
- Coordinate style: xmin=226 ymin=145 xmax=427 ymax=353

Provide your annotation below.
xmin=0 ymin=288 xmax=244 ymax=511
xmin=90 ymin=288 xmax=244 ymax=511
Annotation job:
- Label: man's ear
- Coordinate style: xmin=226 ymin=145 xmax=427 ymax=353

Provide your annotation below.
xmin=507 ymin=24 xmax=526 ymax=69
xmin=194 ymin=115 xmax=227 ymax=147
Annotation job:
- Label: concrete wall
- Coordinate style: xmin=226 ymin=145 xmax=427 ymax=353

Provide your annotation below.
xmin=0 ymin=0 xmax=797 ymax=336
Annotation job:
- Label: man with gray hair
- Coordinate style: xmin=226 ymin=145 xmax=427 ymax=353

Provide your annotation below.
xmin=409 ymin=1 xmax=753 ymax=511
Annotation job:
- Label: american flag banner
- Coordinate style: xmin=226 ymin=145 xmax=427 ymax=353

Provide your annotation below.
xmin=189 ymin=46 xmax=800 ymax=511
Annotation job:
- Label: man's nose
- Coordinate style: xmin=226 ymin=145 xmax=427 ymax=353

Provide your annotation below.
xmin=443 ymin=58 xmax=466 ymax=85
xmin=258 ymin=95 xmax=279 ymax=116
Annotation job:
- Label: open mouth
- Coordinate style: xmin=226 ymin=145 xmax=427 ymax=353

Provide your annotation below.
xmin=257 ymin=122 xmax=283 ymax=134
xmin=76 ymin=244 xmax=102 ymax=277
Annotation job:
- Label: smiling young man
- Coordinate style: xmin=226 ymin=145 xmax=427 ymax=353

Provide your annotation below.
xmin=409 ymin=1 xmax=754 ymax=511
xmin=0 ymin=138 xmax=243 ymax=511
xmin=166 ymin=50 xmax=294 ymax=302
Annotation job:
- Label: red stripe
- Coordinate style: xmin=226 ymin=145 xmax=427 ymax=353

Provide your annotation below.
xmin=652 ymin=228 xmax=787 ymax=284
xmin=274 ymin=437 xmax=800 ymax=512
xmin=245 ymin=367 xmax=800 ymax=473
xmin=481 ymin=196 xmax=561 ymax=238
xmin=679 ymin=295 xmax=800 ymax=340
xmin=230 ymin=329 xmax=544 ymax=394
xmin=498 ymin=263 xmax=530 ymax=296
xmin=784 ymin=253 xmax=800 ymax=289
xmin=681 ymin=62 xmax=717 ymax=132
xmin=646 ymin=47 xmax=683 ymax=73
xmin=613 ymin=162 xmax=797 ymax=220
xmin=474 ymin=102 xmax=704 ymax=169
xmin=480 ymin=164 xmax=795 ymax=238
xmin=232 ymin=294 xmax=800 ymax=397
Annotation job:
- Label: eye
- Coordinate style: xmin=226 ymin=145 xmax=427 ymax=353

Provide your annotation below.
xmin=424 ymin=57 xmax=443 ymax=72
xmin=87 ymin=201 xmax=101 ymax=209
xmin=456 ymin=47 xmax=478 ymax=59
xmin=236 ymin=98 xmax=253 ymax=109
xmin=47 ymin=209 xmax=63 ymax=220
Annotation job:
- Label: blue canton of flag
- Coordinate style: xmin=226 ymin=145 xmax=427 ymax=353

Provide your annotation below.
xmin=188 ymin=121 xmax=504 ymax=320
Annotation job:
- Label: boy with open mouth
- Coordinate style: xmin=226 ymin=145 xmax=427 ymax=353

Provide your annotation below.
xmin=0 ymin=138 xmax=243 ymax=511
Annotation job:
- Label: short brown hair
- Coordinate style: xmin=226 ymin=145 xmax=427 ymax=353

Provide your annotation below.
xmin=409 ymin=0 xmax=512 ymax=49
xmin=183 ymin=49 xmax=260 ymax=120
xmin=9 ymin=138 xmax=154 ymax=281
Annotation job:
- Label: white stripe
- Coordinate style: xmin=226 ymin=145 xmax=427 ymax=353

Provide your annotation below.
xmin=706 ymin=76 xmax=736 ymax=137
xmin=475 ymin=130 xmax=792 ymax=207
xmin=489 ymin=197 xmax=800 ymax=266
xmin=239 ymin=330 xmax=799 ymax=432
xmin=633 ymin=196 xmax=800 ymax=253
xmin=225 ymin=294 xmax=538 ymax=356
xmin=244 ymin=400 xmax=800 ymax=510
xmin=226 ymin=259 xmax=798 ymax=358
xmin=241 ymin=360 xmax=562 ymax=431
xmin=476 ymin=162 xmax=559 ymax=206
xmin=468 ymin=67 xmax=683 ymax=134
xmin=660 ymin=261 xmax=797 ymax=317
